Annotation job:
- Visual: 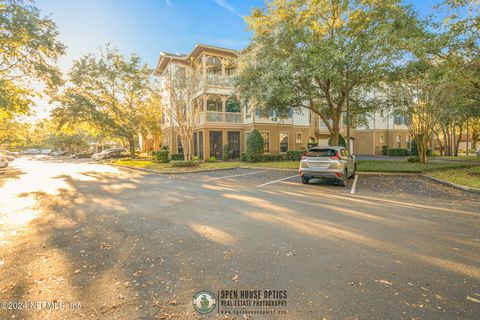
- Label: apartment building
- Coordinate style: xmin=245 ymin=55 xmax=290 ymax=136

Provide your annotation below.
xmin=154 ymin=44 xmax=411 ymax=158
xmin=155 ymin=44 xmax=310 ymax=159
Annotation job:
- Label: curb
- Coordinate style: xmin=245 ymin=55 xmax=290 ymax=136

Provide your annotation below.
xmin=356 ymin=172 xmax=417 ymax=176
xmin=422 ymin=175 xmax=480 ymax=194
xmin=110 ymin=163 xmax=240 ymax=175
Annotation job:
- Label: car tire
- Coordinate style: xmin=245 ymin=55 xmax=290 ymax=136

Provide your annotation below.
xmin=349 ymin=165 xmax=357 ymax=179
xmin=339 ymin=170 xmax=347 ymax=187
xmin=301 ymin=176 xmax=310 ymax=184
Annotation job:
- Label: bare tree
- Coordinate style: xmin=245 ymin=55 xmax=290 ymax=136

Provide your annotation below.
xmin=160 ymin=59 xmax=203 ymax=161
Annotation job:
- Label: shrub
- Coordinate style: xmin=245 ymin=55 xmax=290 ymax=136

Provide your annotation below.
xmin=170 ymin=160 xmax=199 ymax=167
xmin=407 ymin=156 xmax=420 ymax=163
xmin=245 ymin=129 xmax=264 ymax=162
xmin=328 ymin=135 xmax=346 ymax=147
xmin=222 ymin=144 xmax=230 ymax=160
xmin=171 ymin=153 xmax=184 ymax=161
xmin=240 ymin=153 xmax=247 ymax=161
xmin=192 ymin=155 xmax=200 ymax=161
xmin=386 ymin=148 xmax=409 ymax=156
xmin=154 ymin=150 xmax=169 ymax=163
xmin=160 ymin=145 xmax=168 ymax=151
xmin=382 ymin=145 xmax=388 ymax=156
xmin=206 ymin=156 xmax=217 ymax=162
xmin=260 ymin=154 xmax=282 ymax=162
xmin=286 ymin=150 xmax=304 ymax=161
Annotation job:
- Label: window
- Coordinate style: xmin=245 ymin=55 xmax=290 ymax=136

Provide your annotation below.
xmin=280 ymin=133 xmax=288 ymax=153
xmin=396 ymin=135 xmax=401 ymax=148
xmin=406 ymin=136 xmax=411 ymax=149
xmin=380 ymin=135 xmax=384 ymax=144
xmin=296 ymin=132 xmax=302 ymax=144
xmin=207 ymin=96 xmax=222 ymax=112
xmin=193 ymin=132 xmax=198 ymax=156
xmin=261 ymin=132 xmax=270 ymax=153
xmin=177 ymin=137 xmax=184 ymax=154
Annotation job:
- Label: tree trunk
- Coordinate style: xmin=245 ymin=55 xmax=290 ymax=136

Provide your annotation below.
xmin=416 ymin=135 xmax=428 ymax=163
xmin=434 ymin=129 xmax=443 ymax=156
xmin=472 ymin=132 xmax=479 ymax=151
xmin=454 ymin=125 xmax=463 ymax=156
xmin=128 ymin=137 xmax=136 ymax=158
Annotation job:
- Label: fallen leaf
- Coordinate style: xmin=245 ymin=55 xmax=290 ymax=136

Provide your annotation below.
xmin=232 ymin=274 xmax=239 ymax=281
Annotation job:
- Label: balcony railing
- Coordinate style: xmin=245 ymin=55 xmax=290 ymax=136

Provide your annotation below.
xmin=198 ymin=75 xmax=235 ymax=88
xmin=206 ymin=111 xmax=223 ymax=122
xmin=225 ymin=112 xmax=242 ymax=123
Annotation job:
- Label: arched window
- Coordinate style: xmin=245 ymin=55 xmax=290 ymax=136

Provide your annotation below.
xmin=206 ymin=96 xmax=222 ymax=112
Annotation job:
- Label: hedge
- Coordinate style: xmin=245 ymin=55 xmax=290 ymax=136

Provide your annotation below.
xmin=154 ymin=150 xmax=169 ymax=163
xmin=386 ymin=148 xmax=409 ymax=156
xmin=170 ymin=160 xmax=199 ymax=167
xmin=286 ymin=150 xmax=304 ymax=161
xmin=260 ymin=154 xmax=283 ymax=162
xmin=171 ymin=153 xmax=185 ymax=161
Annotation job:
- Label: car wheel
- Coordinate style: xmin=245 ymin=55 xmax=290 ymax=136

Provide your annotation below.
xmin=339 ymin=170 xmax=347 ymax=187
xmin=349 ymin=165 xmax=357 ymax=179
xmin=301 ymin=176 xmax=310 ymax=184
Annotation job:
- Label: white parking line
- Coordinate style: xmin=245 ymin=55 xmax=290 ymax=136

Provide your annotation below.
xmin=350 ymin=174 xmax=358 ymax=194
xmin=203 ymin=170 xmax=267 ymax=181
xmin=256 ymin=175 xmax=298 ymax=188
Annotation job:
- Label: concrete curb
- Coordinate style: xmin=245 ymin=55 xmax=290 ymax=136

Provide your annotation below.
xmin=110 ymin=163 xmax=240 ymax=175
xmin=422 ymin=175 xmax=480 ymax=194
xmin=356 ymin=172 xmax=417 ymax=176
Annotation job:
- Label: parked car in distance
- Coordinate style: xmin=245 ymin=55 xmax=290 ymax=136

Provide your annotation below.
xmin=71 ymin=152 xmax=93 ymax=159
xmin=22 ymin=149 xmax=41 ymax=154
xmin=0 ymin=150 xmax=19 ymax=159
xmin=299 ymin=146 xmax=356 ymax=187
xmin=0 ymin=154 xmax=8 ymax=168
xmin=49 ymin=150 xmax=67 ymax=156
xmin=92 ymin=148 xmax=129 ymax=161
xmin=0 ymin=151 xmax=16 ymax=162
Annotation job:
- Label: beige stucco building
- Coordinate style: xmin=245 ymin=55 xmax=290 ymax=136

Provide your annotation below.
xmin=154 ymin=44 xmax=411 ymax=158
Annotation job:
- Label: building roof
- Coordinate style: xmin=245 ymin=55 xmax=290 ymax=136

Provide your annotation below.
xmin=154 ymin=43 xmax=240 ymax=75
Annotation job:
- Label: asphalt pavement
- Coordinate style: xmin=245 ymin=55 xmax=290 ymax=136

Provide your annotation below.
xmin=0 ymin=157 xmax=479 ymax=319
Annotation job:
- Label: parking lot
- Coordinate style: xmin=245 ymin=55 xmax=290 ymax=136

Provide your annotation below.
xmin=1 ymin=158 xmax=479 ymax=319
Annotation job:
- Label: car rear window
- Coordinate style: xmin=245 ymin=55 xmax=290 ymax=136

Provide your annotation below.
xmin=306 ymin=149 xmax=337 ymax=157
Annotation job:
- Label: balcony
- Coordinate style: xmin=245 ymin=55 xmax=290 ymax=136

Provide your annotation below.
xmin=198 ymin=74 xmax=235 ymax=89
xmin=200 ymin=111 xmax=243 ymax=124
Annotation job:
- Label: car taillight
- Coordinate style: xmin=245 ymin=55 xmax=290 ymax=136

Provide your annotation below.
xmin=328 ymin=151 xmax=339 ymax=160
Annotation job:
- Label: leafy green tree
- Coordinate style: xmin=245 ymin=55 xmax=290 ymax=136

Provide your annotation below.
xmin=53 ymin=46 xmax=154 ymax=157
xmin=245 ymin=129 xmax=264 ymax=162
xmin=0 ymin=0 xmax=65 ymax=118
xmin=236 ymin=0 xmax=425 ymax=145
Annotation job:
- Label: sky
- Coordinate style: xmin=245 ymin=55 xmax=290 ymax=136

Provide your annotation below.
xmin=33 ymin=0 xmax=441 ymax=118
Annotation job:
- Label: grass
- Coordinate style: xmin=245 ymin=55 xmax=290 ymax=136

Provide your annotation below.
xmin=426 ymin=166 xmax=480 ymax=188
xmin=115 ymin=159 xmax=242 ymax=172
xmin=436 ymin=155 xmax=480 ymax=163
xmin=356 ymin=160 xmax=477 ymax=173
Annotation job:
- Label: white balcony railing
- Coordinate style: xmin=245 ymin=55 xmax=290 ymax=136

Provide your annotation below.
xmin=206 ymin=111 xmax=223 ymax=122
xmin=225 ymin=112 xmax=242 ymax=123
xmin=198 ymin=75 xmax=235 ymax=88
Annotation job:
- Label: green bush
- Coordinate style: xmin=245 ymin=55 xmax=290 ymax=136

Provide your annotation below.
xmin=160 ymin=145 xmax=168 ymax=150
xmin=222 ymin=144 xmax=230 ymax=160
xmin=192 ymin=155 xmax=200 ymax=161
xmin=410 ymin=140 xmax=432 ymax=156
xmin=154 ymin=150 xmax=169 ymax=163
xmin=171 ymin=153 xmax=184 ymax=161
xmin=260 ymin=154 xmax=282 ymax=162
xmin=286 ymin=150 xmax=304 ymax=161
xmin=386 ymin=148 xmax=409 ymax=156
xmin=240 ymin=153 xmax=247 ymax=161
xmin=328 ymin=135 xmax=346 ymax=147
xmin=170 ymin=160 xmax=199 ymax=167
xmin=206 ymin=156 xmax=217 ymax=162
xmin=246 ymin=129 xmax=264 ymax=162
xmin=407 ymin=156 xmax=420 ymax=163
xmin=382 ymin=145 xmax=388 ymax=156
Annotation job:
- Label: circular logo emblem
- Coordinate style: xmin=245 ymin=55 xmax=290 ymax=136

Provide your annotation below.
xmin=193 ymin=290 xmax=216 ymax=314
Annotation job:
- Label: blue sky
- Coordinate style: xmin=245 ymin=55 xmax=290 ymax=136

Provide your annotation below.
xmin=33 ymin=0 xmax=441 ymax=117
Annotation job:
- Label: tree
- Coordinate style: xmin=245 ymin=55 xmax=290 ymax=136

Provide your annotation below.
xmin=235 ymin=0 xmax=425 ymax=145
xmin=389 ymin=61 xmax=451 ymax=162
xmin=0 ymin=0 xmax=65 ymax=118
xmin=139 ymin=91 xmax=163 ymax=151
xmin=53 ymin=46 xmax=153 ymax=157
xmin=160 ymin=59 xmax=203 ymax=161
xmin=245 ymin=129 xmax=264 ymax=162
